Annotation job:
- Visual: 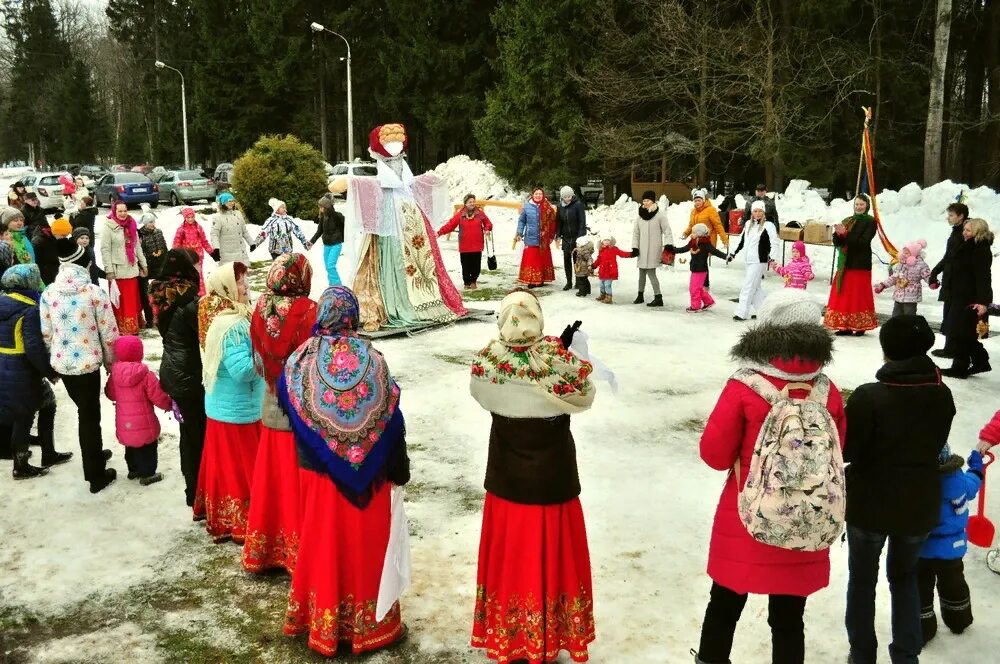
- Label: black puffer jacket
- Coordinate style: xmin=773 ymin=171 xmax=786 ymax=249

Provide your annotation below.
xmin=945 ymin=237 xmax=993 ymax=307
xmin=22 ymin=204 xmax=47 ymax=236
xmin=159 ymin=297 xmax=203 ymax=401
xmin=930 ymin=223 xmax=964 ymax=302
xmin=844 ymin=355 xmax=955 ymax=536
xmin=310 ymin=207 xmax=345 ymax=246
xmin=71 ymin=207 xmax=98 ymax=240
xmin=31 ymin=226 xmax=60 ymax=286
xmin=556 ymin=197 xmax=587 ymax=240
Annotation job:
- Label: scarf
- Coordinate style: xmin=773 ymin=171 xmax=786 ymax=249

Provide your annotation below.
xmin=251 ymin=253 xmax=316 ymax=390
xmin=470 ymin=290 xmax=596 ymax=418
xmin=278 ymin=286 xmax=403 ymax=506
xmin=109 ymin=211 xmax=139 ymax=265
xmin=149 ymin=249 xmax=200 ymax=324
xmin=198 ymin=264 xmax=252 ymax=392
xmin=10 ymin=229 xmax=33 ymax=264
xmin=638 ymin=204 xmax=658 ymax=221
xmin=834 ymin=213 xmax=874 ymax=293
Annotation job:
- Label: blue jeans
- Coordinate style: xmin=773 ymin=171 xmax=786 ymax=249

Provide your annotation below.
xmin=846 ymin=525 xmax=928 ymax=664
xmin=323 ymin=243 xmax=343 ymax=286
xmin=599 ymin=279 xmax=613 ymax=295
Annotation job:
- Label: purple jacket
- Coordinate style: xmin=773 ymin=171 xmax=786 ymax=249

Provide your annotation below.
xmin=876 ymin=258 xmax=931 ymax=303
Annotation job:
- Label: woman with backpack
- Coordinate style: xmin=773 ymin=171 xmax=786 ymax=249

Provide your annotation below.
xmin=694 ymin=289 xmax=847 ymax=664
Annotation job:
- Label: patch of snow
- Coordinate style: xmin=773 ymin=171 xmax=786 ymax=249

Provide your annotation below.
xmin=29 ymin=622 xmax=162 ymax=664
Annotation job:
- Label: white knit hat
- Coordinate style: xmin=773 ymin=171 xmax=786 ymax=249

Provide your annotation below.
xmin=758 ymin=289 xmax=822 ymax=327
xmin=751 ymin=200 xmax=766 ymax=212
xmin=692 ymin=223 xmax=710 ymax=237
xmin=692 ymin=188 xmax=708 ymax=200
xmin=268 ymin=198 xmax=285 ymax=213
xmin=560 ymin=185 xmax=574 ymax=199
xmin=576 ymin=235 xmax=592 ymax=247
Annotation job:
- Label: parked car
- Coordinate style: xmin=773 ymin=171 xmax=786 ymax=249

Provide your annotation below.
xmin=156 ymin=170 xmax=215 ymax=206
xmin=92 ymin=172 xmax=159 ymax=207
xmin=213 ymin=162 xmax=234 ymax=181
xmin=110 ymin=164 xmax=129 ymax=173
xmin=215 ymin=168 xmax=234 ymax=194
xmin=57 ymin=164 xmax=82 ymax=176
xmin=19 ymin=172 xmax=65 ymax=210
xmin=330 ymin=161 xmax=377 ymax=180
xmin=130 ymin=164 xmax=152 ymax=175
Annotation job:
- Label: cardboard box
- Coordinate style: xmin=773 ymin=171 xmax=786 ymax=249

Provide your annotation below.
xmin=803 ymin=221 xmax=833 ymax=244
xmin=779 ymin=225 xmax=803 ymax=242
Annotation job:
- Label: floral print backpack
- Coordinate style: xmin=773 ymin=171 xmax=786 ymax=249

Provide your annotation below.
xmin=732 ymin=369 xmax=846 ymax=552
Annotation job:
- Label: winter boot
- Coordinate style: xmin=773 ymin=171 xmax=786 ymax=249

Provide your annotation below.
xmin=563 ymin=282 xmax=573 ymax=291
xmin=89 ymin=468 xmax=117 ymax=494
xmin=633 ymin=292 xmax=644 ymax=304
xmin=41 ymin=451 xmax=73 ymax=467
xmin=13 ymin=453 xmax=49 ymax=480
xmin=647 ymin=294 xmax=664 ymax=307
xmin=604 ymin=295 xmax=614 ymax=305
xmin=690 ymin=649 xmax=724 ymax=664
xmin=140 ymin=473 xmax=164 ymax=486
xmin=596 ymin=293 xmax=607 ymax=303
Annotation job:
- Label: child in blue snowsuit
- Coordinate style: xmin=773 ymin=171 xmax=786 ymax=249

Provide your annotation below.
xmin=917 ymin=444 xmax=984 ymax=643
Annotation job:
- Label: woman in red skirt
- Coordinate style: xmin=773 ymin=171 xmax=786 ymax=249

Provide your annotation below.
xmin=242 ymin=253 xmax=317 ymax=574
xmin=278 ymin=286 xmax=411 ymax=657
xmin=194 ymin=262 xmax=264 ymax=542
xmin=825 ymin=194 xmax=879 ymax=335
xmin=470 ymin=290 xmax=598 ymax=664
xmin=100 ymin=201 xmax=148 ymax=334
xmin=515 ymin=188 xmax=557 ymax=287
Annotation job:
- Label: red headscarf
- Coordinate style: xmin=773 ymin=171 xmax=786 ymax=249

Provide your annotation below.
xmin=108 ymin=205 xmax=139 ymax=265
xmin=368 ymin=123 xmax=409 ymax=157
xmin=251 ymin=253 xmax=316 ymax=391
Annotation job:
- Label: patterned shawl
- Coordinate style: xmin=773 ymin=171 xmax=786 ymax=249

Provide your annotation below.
xmin=198 ymin=263 xmax=252 ymax=392
xmin=108 ymin=210 xmax=139 ymax=265
xmin=278 ymin=286 xmax=403 ymax=505
xmin=149 ymin=249 xmax=200 ymax=327
xmin=251 ymin=253 xmax=316 ymax=390
xmin=471 ymin=290 xmax=595 ymax=418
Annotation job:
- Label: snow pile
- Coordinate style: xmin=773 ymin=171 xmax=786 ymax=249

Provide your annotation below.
xmin=432 ymin=155 xmax=526 ymax=203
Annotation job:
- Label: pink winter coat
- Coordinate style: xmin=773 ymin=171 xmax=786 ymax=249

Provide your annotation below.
xmin=773 ymin=256 xmax=815 ymax=290
xmin=172 ymin=219 xmax=214 ymax=261
xmin=875 ymin=258 xmax=931 ymax=303
xmin=700 ymin=359 xmax=847 ymax=596
xmin=105 ymin=336 xmax=172 ymax=447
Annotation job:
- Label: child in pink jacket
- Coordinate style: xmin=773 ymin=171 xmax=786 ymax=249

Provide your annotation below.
xmin=172 ymin=207 xmax=217 ymax=295
xmin=772 ymin=240 xmax=815 ymax=290
xmin=105 ymin=335 xmax=173 ymax=485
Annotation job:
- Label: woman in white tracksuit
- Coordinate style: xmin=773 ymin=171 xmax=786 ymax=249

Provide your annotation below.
xmin=728 ymin=201 xmax=779 ymax=321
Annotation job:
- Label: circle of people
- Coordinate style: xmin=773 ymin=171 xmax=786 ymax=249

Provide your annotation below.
xmin=0 ymin=177 xmax=998 ymax=664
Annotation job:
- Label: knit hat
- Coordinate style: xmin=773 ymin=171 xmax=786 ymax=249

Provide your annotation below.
xmin=576 ymin=236 xmax=592 ymax=247
xmin=269 ymin=198 xmax=285 ymax=213
xmin=1 ymin=206 xmax=24 ymax=227
xmin=318 ymin=194 xmax=335 ymax=210
xmin=879 ymin=315 xmax=935 ymax=361
xmin=901 ymin=239 xmax=927 ymax=266
xmin=641 ymin=190 xmax=657 ymax=203
xmin=72 ymin=227 xmax=91 ymax=242
xmin=751 ymin=200 xmax=766 ymax=213
xmin=56 ymin=237 xmax=88 ymax=266
xmin=1 ymin=263 xmax=43 ymax=291
xmin=181 ymin=207 xmax=195 ymax=219
xmin=50 ymin=217 xmax=73 ymax=238
xmin=113 ymin=335 xmax=144 ymax=363
xmin=792 ymin=240 xmax=807 ymax=257
xmin=692 ymin=188 xmax=708 ymax=200
xmin=560 ymin=185 xmax=574 ymax=199
xmin=758 ymin=289 xmax=822 ymax=327
xmin=602 ymin=234 xmax=617 ymax=245
xmin=692 ymin=223 xmax=710 ymax=238
xmin=217 ymin=192 xmax=235 ymax=206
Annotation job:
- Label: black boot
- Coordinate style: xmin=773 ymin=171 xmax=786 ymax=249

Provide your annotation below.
xmin=41 ymin=451 xmax=73 ymax=467
xmin=13 ymin=453 xmax=49 ymax=480
xmin=563 ymin=282 xmax=573 ymax=291
xmin=139 ymin=473 xmax=164 ymax=486
xmin=90 ymin=468 xmax=117 ymax=494
xmin=633 ymin=293 xmax=644 ymax=304
xmin=647 ymin=294 xmax=664 ymax=307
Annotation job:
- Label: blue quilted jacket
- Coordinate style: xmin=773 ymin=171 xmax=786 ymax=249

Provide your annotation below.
xmin=0 ymin=288 xmax=54 ymax=420
xmin=204 ymin=323 xmax=263 ymax=424
xmin=921 ymin=454 xmax=982 ymax=560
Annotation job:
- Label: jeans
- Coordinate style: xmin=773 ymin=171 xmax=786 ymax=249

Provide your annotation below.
xmin=323 ymin=242 xmax=343 ymax=286
xmin=846 ymin=525 xmax=928 ymax=664
xmin=599 ymin=279 xmax=613 ymax=296
xmin=891 ymin=302 xmax=918 ymax=318
xmin=459 ymin=251 xmax=482 ymax=286
xmin=638 ymin=268 xmax=661 ymax=295
xmin=690 ymin=272 xmax=715 ymax=310
xmin=60 ymin=371 xmax=107 ymax=484
xmin=125 ymin=441 xmax=158 ymax=478
xmin=698 ymin=582 xmax=807 ymax=663
xmin=174 ymin=395 xmax=207 ymax=507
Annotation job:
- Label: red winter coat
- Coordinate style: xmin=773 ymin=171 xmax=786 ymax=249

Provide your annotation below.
xmin=592 ymin=245 xmax=632 ymax=281
xmin=105 ymin=336 xmax=173 ymax=447
xmin=700 ymin=359 xmax=847 ymax=597
xmin=981 ymin=409 xmax=1000 ymax=447
xmin=438 ymin=208 xmax=493 ymax=253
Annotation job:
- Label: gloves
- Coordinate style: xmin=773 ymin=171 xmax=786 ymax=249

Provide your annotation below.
xmin=559 ymin=320 xmax=583 ymax=349
xmin=630 ymin=248 xmax=640 ymax=257
xmin=873 ymin=284 xmax=884 ymax=294
xmin=726 ymin=254 xmax=735 ymax=264
xmin=249 ymin=243 xmax=257 ymax=252
xmin=967 ymin=450 xmax=984 ymax=478
xmin=929 ymin=279 xmax=939 ymax=290
xmin=665 ymin=244 xmax=675 ymax=252
xmin=210 ymin=249 xmax=221 ymax=262
xmin=171 ymin=400 xmax=185 ymax=424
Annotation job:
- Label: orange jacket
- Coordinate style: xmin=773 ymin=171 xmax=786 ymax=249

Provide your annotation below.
xmin=684 ymin=202 xmax=729 ymax=248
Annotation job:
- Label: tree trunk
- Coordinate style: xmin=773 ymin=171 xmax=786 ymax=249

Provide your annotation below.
xmin=923 ymin=0 xmax=953 ymax=184
xmin=985 ymin=0 xmax=1000 ymax=185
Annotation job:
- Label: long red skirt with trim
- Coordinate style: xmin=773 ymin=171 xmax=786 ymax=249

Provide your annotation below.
xmin=824 ymin=268 xmax=878 ymax=331
xmin=193 ymin=418 xmax=260 ymax=543
xmin=472 ymin=493 xmax=596 ymax=664
xmin=518 ymin=246 xmax=555 ymax=285
xmin=241 ymin=426 xmax=301 ymax=574
xmin=284 ymin=469 xmax=404 ymax=656
xmin=111 ymin=277 xmax=145 ymax=335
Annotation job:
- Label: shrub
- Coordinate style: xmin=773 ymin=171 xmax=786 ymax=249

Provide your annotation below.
xmin=231 ymin=134 xmax=327 ymax=225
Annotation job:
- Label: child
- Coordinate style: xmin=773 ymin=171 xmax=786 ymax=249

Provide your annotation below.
xmin=875 ymin=240 xmax=931 ymax=317
xmin=918 ymin=445 xmax=984 ymax=642
xmin=172 ymin=207 xmax=216 ymax=295
xmin=33 ymin=215 xmax=72 ymax=286
xmin=72 ymin=227 xmax=105 ymax=285
xmin=591 ymin=235 xmax=632 ymax=304
xmin=1 ymin=207 xmax=34 ymax=264
xmin=773 ymin=240 xmax=815 ymax=290
xmin=254 ymin=197 xmax=312 ymax=259
xmin=104 ymin=335 xmax=173 ymax=485
xmin=573 ymin=236 xmax=595 ymax=297
xmin=667 ymin=223 xmax=727 ymax=312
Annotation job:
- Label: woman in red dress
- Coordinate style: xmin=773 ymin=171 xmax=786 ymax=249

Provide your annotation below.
xmin=100 ymin=201 xmax=148 ymax=334
xmin=242 ymin=253 xmax=317 ymax=574
xmin=194 ymin=263 xmax=264 ymax=542
xmin=824 ymin=194 xmax=879 ymax=335
xmin=515 ymin=188 xmax=557 ymax=287
xmin=279 ymin=286 xmax=411 ymax=657
xmin=469 ymin=290 xmax=598 ymax=664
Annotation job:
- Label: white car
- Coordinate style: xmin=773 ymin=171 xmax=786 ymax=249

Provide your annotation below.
xmin=19 ymin=172 xmax=66 ymax=210
xmin=329 ymin=161 xmax=377 ymax=183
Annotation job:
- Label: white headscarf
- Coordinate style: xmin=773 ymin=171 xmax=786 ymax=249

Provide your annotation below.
xmin=199 ymin=264 xmax=253 ymax=392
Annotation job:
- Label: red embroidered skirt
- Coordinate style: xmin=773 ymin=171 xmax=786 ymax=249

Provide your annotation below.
xmin=111 ymin=278 xmax=144 ymax=335
xmin=518 ymin=246 xmax=555 ymax=285
xmin=241 ymin=426 xmax=301 ymax=574
xmin=824 ymin=269 xmax=878 ymax=331
xmin=472 ymin=493 xmax=596 ymax=664
xmin=193 ymin=419 xmax=261 ymax=543
xmin=284 ymin=470 xmax=403 ymax=656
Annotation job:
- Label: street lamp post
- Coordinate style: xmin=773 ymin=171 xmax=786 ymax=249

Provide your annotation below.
xmin=154 ymin=60 xmax=190 ymax=169
xmin=310 ymin=21 xmax=354 ymax=162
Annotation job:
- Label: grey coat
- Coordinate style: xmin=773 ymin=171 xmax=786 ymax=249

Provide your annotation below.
xmin=632 ymin=207 xmax=673 ymax=269
xmin=211 ymin=209 xmax=253 ymax=265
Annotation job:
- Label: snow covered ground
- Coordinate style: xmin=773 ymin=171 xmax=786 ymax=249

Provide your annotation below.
xmin=1 ymin=163 xmax=999 ymax=663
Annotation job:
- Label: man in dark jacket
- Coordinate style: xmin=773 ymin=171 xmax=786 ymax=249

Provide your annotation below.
xmin=556 ymin=185 xmax=587 ymax=290
xmin=310 ymin=194 xmax=346 ymax=286
xmin=22 ymin=193 xmax=47 ymax=235
xmin=70 ymin=196 xmax=98 ymax=241
xmin=844 ymin=315 xmax=955 ymax=664
xmin=742 ymin=184 xmax=779 ymax=226
xmin=929 ymin=203 xmax=969 ymax=358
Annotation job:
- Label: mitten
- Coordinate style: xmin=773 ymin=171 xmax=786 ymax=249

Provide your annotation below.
xmin=929 ymin=280 xmax=939 ymax=290
xmin=726 ymin=254 xmax=735 ymax=264
xmin=967 ymin=450 xmax=984 ymax=478
xmin=559 ymin=321 xmax=583 ymax=349
xmin=249 ymin=243 xmax=257 ymax=252
xmin=210 ymin=248 xmax=221 ymax=262
xmin=630 ymin=248 xmax=639 ymax=257
xmin=171 ymin=400 xmax=185 ymax=424
xmin=873 ymin=284 xmax=884 ymax=294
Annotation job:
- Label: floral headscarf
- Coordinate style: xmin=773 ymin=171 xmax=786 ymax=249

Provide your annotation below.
xmin=278 ymin=286 xmax=403 ymax=506
xmin=251 ymin=253 xmax=316 ymax=390
xmin=149 ymin=249 xmax=200 ymax=331
xmin=1 ymin=263 xmax=44 ymax=292
xmin=470 ymin=290 xmax=595 ymax=418
xmin=198 ymin=263 xmax=252 ymax=391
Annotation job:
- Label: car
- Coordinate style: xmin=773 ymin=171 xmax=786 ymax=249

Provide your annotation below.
xmin=215 ymin=168 xmax=234 ymax=194
xmin=110 ymin=164 xmax=129 ymax=173
xmin=156 ymin=169 xmax=216 ymax=205
xmin=213 ymin=162 xmax=233 ymax=181
xmin=92 ymin=172 xmax=159 ymax=207
xmin=19 ymin=172 xmax=66 ymax=210
xmin=79 ymin=164 xmax=105 ymax=179
xmin=330 ymin=161 xmax=377 ymax=180
xmin=130 ymin=164 xmax=152 ymax=175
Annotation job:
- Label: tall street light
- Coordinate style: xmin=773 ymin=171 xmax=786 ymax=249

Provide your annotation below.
xmin=155 ymin=60 xmax=189 ymax=169
xmin=310 ymin=21 xmax=354 ymax=162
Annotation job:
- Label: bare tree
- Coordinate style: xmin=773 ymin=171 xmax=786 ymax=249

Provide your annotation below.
xmin=924 ymin=0 xmax=953 ymax=183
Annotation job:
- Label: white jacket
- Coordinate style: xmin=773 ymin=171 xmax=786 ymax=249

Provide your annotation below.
xmin=39 ymin=264 xmax=119 ymax=375
xmin=100 ymin=217 xmax=147 ymax=279
xmin=211 ymin=209 xmax=254 ymax=264
xmin=737 ymin=219 xmax=779 ymax=265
